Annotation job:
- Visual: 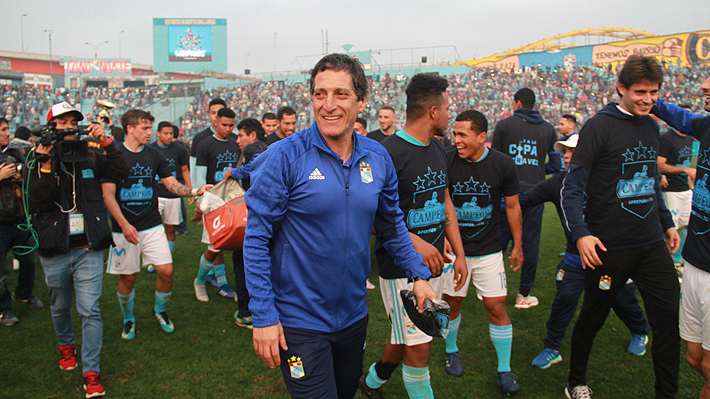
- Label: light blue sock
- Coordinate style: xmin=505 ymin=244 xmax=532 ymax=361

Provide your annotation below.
xmin=213 ymin=263 xmax=227 ymax=286
xmin=490 ymin=324 xmax=513 ymax=372
xmin=196 ymin=255 xmax=214 ymax=285
xmin=168 ymin=241 xmax=175 ymax=253
xmin=445 ymin=315 xmax=461 ymax=354
xmin=154 ymin=290 xmax=171 ymax=313
xmin=673 ymin=228 xmax=687 ymax=264
xmin=365 ymin=362 xmax=387 ymax=389
xmin=117 ymin=290 xmax=135 ymax=323
xmin=402 ymin=365 xmax=433 ymax=399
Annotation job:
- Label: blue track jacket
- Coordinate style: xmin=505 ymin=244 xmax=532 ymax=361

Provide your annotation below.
xmin=244 ymin=123 xmax=432 ymax=332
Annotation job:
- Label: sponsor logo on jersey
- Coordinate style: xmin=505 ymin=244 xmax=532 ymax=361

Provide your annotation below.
xmin=309 ymin=168 xmax=325 ymax=180
xmin=288 ymin=356 xmax=305 ymax=379
xmin=360 ymin=161 xmax=373 ymax=184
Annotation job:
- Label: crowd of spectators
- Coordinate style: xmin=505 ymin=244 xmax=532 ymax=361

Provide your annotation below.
xmin=1 ymin=62 xmax=707 ymax=140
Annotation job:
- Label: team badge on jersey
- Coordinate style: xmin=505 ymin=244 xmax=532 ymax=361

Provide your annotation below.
xmin=360 ymin=162 xmax=373 ymax=184
xmin=599 ymin=275 xmax=611 ymax=290
xmin=288 ymin=356 xmax=305 ymax=379
xmin=556 ymin=269 xmax=565 ymax=281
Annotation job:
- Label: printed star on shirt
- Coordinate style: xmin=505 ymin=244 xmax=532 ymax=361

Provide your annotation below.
xmin=464 ymin=177 xmax=478 ymax=192
xmin=634 ymin=142 xmax=647 ymax=159
xmin=424 ymin=167 xmax=438 ymax=186
xmin=452 ymin=181 xmax=464 ymax=193
xmin=438 ymin=171 xmax=446 ymax=185
xmin=131 ymin=164 xmax=145 ymax=177
xmin=622 ymin=149 xmax=635 ymax=162
xmin=479 ymin=182 xmax=491 ymax=194
xmin=413 ymin=175 xmax=426 ymax=191
xmin=143 ymin=167 xmax=153 ymax=178
xmin=702 ymin=147 xmax=710 ymax=166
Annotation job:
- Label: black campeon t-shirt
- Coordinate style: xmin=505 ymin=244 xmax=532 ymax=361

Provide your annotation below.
xmin=196 ymin=135 xmax=241 ymax=185
xmin=112 ymin=144 xmax=172 ymax=232
xmin=447 ymin=146 xmax=519 ymax=257
xmin=376 ymin=130 xmax=448 ymax=279
xmin=570 ymin=112 xmax=664 ymax=248
xmin=658 ymin=129 xmax=694 ymax=192
xmin=366 ymin=129 xmax=390 ymax=143
xmin=683 ymin=116 xmax=710 ymax=272
xmin=149 ymin=141 xmax=188 ymax=198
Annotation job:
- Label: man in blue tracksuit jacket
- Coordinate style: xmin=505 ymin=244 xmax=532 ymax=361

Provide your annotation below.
xmin=243 ymin=53 xmax=437 ymax=399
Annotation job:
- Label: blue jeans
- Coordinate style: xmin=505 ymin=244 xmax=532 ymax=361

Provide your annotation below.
xmin=0 ymin=222 xmax=37 ymax=311
xmin=41 ymin=249 xmax=103 ymax=373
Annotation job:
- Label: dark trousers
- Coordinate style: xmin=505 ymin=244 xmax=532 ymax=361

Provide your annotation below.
xmin=0 ymin=223 xmax=36 ymax=311
xmin=500 ymin=202 xmax=543 ymax=296
xmin=232 ymin=249 xmax=251 ymax=317
xmin=568 ymin=241 xmax=679 ymax=399
xmin=280 ymin=315 xmax=368 ymax=399
xmin=544 ymin=260 xmax=649 ymax=351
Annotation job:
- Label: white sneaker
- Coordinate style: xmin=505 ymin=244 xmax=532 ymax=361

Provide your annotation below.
xmin=515 ymin=294 xmax=539 ymax=309
xmin=12 ymin=259 xmax=19 ymax=270
xmin=194 ymin=279 xmax=209 ymax=302
xmin=366 ymin=279 xmax=375 ymax=290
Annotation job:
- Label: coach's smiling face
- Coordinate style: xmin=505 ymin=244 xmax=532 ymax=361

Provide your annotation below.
xmin=312 ymin=69 xmax=365 ymax=144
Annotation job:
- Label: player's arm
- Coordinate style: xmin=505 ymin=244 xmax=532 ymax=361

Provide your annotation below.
xmin=652 ymin=99 xmax=702 ymax=139
xmin=160 ymin=175 xmax=211 ymax=197
xmin=657 ymin=155 xmax=696 ymax=181
xmin=654 ymin=170 xmax=680 ymax=254
xmin=443 ymin=187 xmax=468 ymax=291
xmin=101 ymin=182 xmax=139 ymax=245
xmin=504 ymin=193 xmax=524 ymax=271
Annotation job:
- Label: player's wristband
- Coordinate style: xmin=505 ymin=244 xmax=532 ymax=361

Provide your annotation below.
xmin=412 ymin=276 xmax=429 ymax=282
xmin=100 ymin=137 xmax=114 ymax=147
xmin=191 ymin=188 xmax=198 ymax=196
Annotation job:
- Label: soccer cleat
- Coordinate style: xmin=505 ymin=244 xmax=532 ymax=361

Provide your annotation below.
xmin=0 ymin=309 xmax=19 ymax=326
xmin=234 ymin=311 xmax=253 ymax=329
xmin=121 ymin=320 xmax=135 ymax=340
xmin=628 ymin=334 xmax=649 ymax=356
xmin=445 ymin=351 xmax=464 ymax=377
xmin=498 ymin=371 xmax=521 ymax=395
xmin=205 ymin=274 xmax=219 ymax=288
xmin=532 ymin=348 xmax=562 ymax=369
xmin=153 ymin=309 xmax=174 ymax=333
xmin=366 ymin=279 xmax=376 ymax=290
xmin=194 ymin=279 xmax=209 ymax=302
xmin=359 ymin=376 xmax=385 ymax=399
xmin=218 ymin=284 xmax=236 ymax=299
xmin=146 ymin=264 xmax=155 ymax=273
xmin=515 ymin=294 xmax=539 ymax=309
xmin=12 ymin=293 xmax=44 ymax=309
xmin=83 ymin=371 xmax=106 ymax=398
xmin=565 ymin=384 xmax=593 ymax=399
xmin=59 ymin=344 xmax=77 ymax=370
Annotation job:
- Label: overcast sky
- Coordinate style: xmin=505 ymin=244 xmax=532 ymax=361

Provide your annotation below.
xmin=1 ymin=0 xmax=707 ymax=75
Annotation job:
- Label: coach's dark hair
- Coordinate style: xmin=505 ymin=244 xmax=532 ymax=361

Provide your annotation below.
xmin=405 ymin=73 xmax=449 ymax=121
xmin=217 ymin=107 xmax=236 ymax=119
xmin=121 ymin=109 xmax=155 ymax=132
xmin=456 ymin=110 xmax=488 ymax=134
xmin=262 ymin=112 xmax=277 ymax=122
xmin=238 ymin=118 xmax=266 ymax=142
xmin=561 ymin=114 xmax=577 ymax=126
xmin=276 ymin=106 xmax=296 ymax=121
xmin=208 ymin=98 xmax=227 ymax=108
xmin=309 ymin=53 xmax=368 ymax=102
xmin=157 ymin=121 xmax=173 ymax=131
xmin=514 ymin=88 xmax=536 ymax=109
xmin=618 ymin=55 xmax=663 ymax=89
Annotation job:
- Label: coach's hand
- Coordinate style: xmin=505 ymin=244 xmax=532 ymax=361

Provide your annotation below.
xmin=664 ymin=227 xmax=680 ymax=254
xmin=413 ymin=279 xmax=437 ymax=313
xmin=410 ymin=233 xmax=444 ymax=275
xmin=253 ymin=322 xmax=288 ymax=369
xmin=576 ymin=235 xmax=606 ymax=269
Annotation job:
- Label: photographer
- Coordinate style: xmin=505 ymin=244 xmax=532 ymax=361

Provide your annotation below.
xmin=26 ymin=102 xmax=129 ymax=399
xmin=0 ymin=118 xmax=42 ymax=327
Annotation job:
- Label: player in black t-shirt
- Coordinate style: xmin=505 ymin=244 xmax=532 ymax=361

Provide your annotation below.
xmin=193 ymin=108 xmax=241 ymax=302
xmin=104 ymin=110 xmax=211 ymax=340
xmin=361 ymin=74 xmax=467 ymax=399
xmin=657 ymin=105 xmax=696 ymax=269
xmin=366 ymin=106 xmax=396 ymax=143
xmin=149 ymin=121 xmax=191 ymax=259
xmin=561 ymin=55 xmax=680 ymax=399
xmin=264 ymin=106 xmax=297 ymax=145
xmin=441 ymin=110 xmax=522 ymax=394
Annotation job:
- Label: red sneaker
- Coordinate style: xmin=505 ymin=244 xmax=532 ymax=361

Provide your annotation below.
xmin=83 ymin=371 xmax=106 ymax=398
xmin=59 ymin=344 xmax=77 ymax=371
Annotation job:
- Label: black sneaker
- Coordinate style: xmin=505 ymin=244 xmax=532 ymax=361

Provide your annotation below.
xmin=12 ymin=293 xmax=44 ymax=309
xmin=0 ymin=309 xmax=19 ymax=326
xmin=359 ymin=376 xmax=385 ymax=399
